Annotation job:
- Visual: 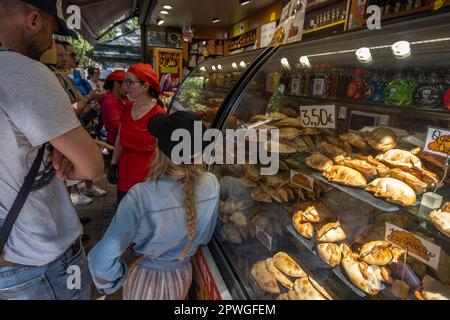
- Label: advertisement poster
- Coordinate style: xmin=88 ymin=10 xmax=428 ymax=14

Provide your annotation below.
xmin=153 ymin=48 xmax=183 ymax=92
xmin=285 ymin=0 xmax=307 ymax=44
xmin=260 ymin=21 xmax=277 ymax=48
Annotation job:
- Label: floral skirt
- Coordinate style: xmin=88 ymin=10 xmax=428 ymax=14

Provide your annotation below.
xmin=123 ymin=262 xmax=193 ymax=300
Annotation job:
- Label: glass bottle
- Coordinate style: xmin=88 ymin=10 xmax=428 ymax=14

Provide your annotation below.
xmin=384 ymin=70 xmax=414 ymax=106
xmin=414 ymin=71 xmax=444 ymax=108
xmin=442 ymin=70 xmax=450 ymax=111
xmin=364 ymin=71 xmax=385 ymax=102
xmin=347 ymin=69 xmax=366 ymax=100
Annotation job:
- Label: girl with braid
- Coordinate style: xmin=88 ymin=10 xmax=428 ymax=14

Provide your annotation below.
xmin=88 ymin=112 xmax=220 ymax=300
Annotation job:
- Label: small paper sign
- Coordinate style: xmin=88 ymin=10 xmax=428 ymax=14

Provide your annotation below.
xmin=385 ymin=223 xmax=441 ymax=270
xmin=290 ymin=170 xmax=314 ymax=192
xmin=424 ymin=126 xmax=450 ymax=157
xmin=256 ymin=225 xmax=273 ymax=251
xmin=300 ymin=105 xmax=336 ymax=129
xmin=291 ymin=78 xmax=300 ymax=95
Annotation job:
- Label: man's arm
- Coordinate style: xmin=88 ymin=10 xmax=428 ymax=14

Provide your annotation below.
xmin=50 ymin=126 xmax=104 ymax=181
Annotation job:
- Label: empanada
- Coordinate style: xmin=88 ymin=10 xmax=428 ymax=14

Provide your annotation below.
xmin=323 ymin=165 xmax=367 ymax=188
xmin=250 ymin=188 xmax=273 ymax=203
xmin=380 ymin=168 xmax=428 ymax=194
xmin=273 ymin=252 xmax=307 ymax=278
xmin=429 ymin=209 xmax=450 ymax=238
xmin=320 ymin=142 xmax=347 ymax=158
xmin=306 ymin=153 xmax=334 ymax=172
xmin=266 ymin=258 xmax=294 ymax=290
xmin=296 ymin=206 xmax=321 ymax=223
xmin=308 ymin=276 xmax=333 ymax=300
xmin=280 ymin=107 xmax=299 ymax=118
xmin=261 ymin=185 xmax=283 ymax=203
xmin=359 ymin=241 xmax=393 ymax=266
xmin=275 ymin=117 xmax=302 ymax=128
xmin=287 ymin=289 xmax=301 ymax=300
xmin=365 ymin=128 xmax=398 ymax=152
xmin=339 ymin=133 xmax=367 ymax=149
xmin=317 ymin=243 xmax=342 ymax=267
xmin=334 ymin=155 xmax=378 ymax=180
xmin=293 ymin=220 xmax=314 ymax=239
xmin=366 ymin=178 xmax=417 ymax=206
xmin=251 ymin=261 xmax=280 ymax=294
xmin=316 ymin=221 xmax=347 ymax=242
xmin=341 ymin=255 xmax=380 ymax=295
xmin=293 ymin=277 xmax=327 ymax=300
xmin=416 ymin=275 xmax=450 ymax=300
xmin=376 ymin=149 xmax=422 ymax=169
xmin=279 ymin=127 xmax=303 ymax=140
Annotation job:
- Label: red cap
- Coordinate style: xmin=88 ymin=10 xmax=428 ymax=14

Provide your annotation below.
xmin=106 ymin=70 xmax=126 ymax=81
xmin=128 ymin=63 xmax=162 ymax=93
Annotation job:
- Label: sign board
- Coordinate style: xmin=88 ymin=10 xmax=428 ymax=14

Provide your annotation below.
xmin=385 ymin=223 xmax=441 ymax=270
xmin=300 ymin=105 xmax=336 ymax=128
xmin=153 ymin=48 xmax=183 ymax=92
xmin=424 ymin=126 xmax=450 ymax=157
xmin=233 ymin=20 xmax=249 ymax=37
xmin=285 ymin=0 xmax=306 ymax=44
xmin=291 ymin=78 xmax=300 ymax=95
xmin=290 ymin=170 xmax=314 ymax=192
xmin=260 ymin=21 xmax=277 ymax=48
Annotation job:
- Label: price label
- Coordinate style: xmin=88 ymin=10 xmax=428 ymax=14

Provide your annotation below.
xmin=424 ymin=126 xmax=450 ymax=157
xmin=300 ymin=105 xmax=336 ymax=129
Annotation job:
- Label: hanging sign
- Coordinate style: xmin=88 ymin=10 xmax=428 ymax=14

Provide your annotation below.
xmin=424 ymin=126 xmax=450 ymax=157
xmin=290 ymin=170 xmax=314 ymax=192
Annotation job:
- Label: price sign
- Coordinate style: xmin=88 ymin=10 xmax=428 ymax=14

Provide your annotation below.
xmin=256 ymin=225 xmax=273 ymax=251
xmin=290 ymin=170 xmax=314 ymax=192
xmin=424 ymin=126 xmax=450 ymax=157
xmin=300 ymin=105 xmax=336 ymax=128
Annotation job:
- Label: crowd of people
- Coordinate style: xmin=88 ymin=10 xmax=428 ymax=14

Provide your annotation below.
xmin=0 ymin=0 xmax=219 ymax=300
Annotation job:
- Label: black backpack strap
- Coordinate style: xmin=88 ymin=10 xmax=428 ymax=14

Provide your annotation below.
xmin=0 ymin=144 xmax=46 ymax=253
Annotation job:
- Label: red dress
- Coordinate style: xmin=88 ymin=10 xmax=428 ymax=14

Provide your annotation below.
xmin=118 ymin=101 xmax=166 ymax=192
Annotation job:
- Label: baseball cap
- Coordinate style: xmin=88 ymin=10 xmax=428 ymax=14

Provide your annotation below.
xmin=148 ymin=112 xmax=209 ymax=161
xmin=19 ymin=0 xmax=79 ymax=39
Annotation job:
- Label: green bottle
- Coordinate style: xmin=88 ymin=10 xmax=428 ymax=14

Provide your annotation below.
xmin=384 ymin=71 xmax=414 ymax=106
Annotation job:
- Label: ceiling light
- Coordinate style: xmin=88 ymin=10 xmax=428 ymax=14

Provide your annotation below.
xmin=239 ymin=61 xmax=246 ymax=68
xmin=212 ymin=18 xmax=221 ymax=23
xmin=355 ymin=47 xmax=373 ymax=64
xmin=160 ymin=10 xmax=169 ymax=15
xmin=232 ymin=62 xmax=238 ymax=69
xmin=212 ymin=65 xmax=217 ymax=71
xmin=240 ymin=0 xmax=251 ymax=5
xmin=157 ymin=19 xmax=165 ymax=26
xmin=218 ymin=64 xmax=223 ymax=71
xmin=200 ymin=66 xmax=206 ymax=72
xmin=299 ymin=56 xmax=311 ymax=68
xmin=163 ymin=5 xmax=172 ymax=10
xmin=391 ymin=41 xmax=411 ymax=59
xmin=281 ymin=57 xmax=291 ymax=69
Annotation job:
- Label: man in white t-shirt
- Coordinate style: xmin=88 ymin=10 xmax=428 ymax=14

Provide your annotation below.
xmin=0 ymin=0 xmax=104 ymax=300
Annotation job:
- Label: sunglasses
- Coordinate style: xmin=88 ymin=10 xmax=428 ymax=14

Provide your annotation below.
xmin=125 ymin=79 xmax=144 ymax=86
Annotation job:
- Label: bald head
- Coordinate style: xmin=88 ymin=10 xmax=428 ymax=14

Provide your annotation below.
xmin=0 ymin=0 xmax=58 ymax=60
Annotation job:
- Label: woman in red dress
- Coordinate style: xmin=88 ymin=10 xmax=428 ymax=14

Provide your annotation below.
xmin=108 ymin=64 xmax=166 ymax=205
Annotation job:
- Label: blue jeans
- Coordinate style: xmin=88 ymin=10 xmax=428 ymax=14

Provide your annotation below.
xmin=0 ymin=240 xmax=92 ymax=300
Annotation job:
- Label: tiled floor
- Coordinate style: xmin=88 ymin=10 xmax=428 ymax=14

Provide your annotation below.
xmin=74 ymin=179 xmax=122 ymax=300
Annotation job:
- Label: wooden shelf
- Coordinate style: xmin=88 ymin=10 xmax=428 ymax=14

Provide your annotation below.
xmin=229 ymin=40 xmax=256 ymax=51
xmin=303 ymin=19 xmax=346 ymax=34
xmin=306 ymin=0 xmax=345 ymax=13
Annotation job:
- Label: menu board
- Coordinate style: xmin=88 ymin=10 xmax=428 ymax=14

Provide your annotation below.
xmin=153 ymin=48 xmax=183 ymax=92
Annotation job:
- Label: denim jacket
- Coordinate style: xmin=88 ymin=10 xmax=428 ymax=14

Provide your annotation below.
xmin=87 ymin=173 xmax=220 ymax=295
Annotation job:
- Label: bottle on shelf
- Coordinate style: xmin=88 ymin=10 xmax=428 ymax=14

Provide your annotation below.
xmin=443 ymin=70 xmax=450 ymax=111
xmin=414 ymin=71 xmax=444 ymax=109
xmin=405 ymin=0 xmax=414 ymax=10
xmin=347 ymin=69 xmax=366 ymax=100
xmin=384 ymin=70 xmax=414 ymax=106
xmin=384 ymin=0 xmax=395 ymax=15
xmin=364 ymin=71 xmax=386 ymax=102
xmin=328 ymin=65 xmax=340 ymax=99
xmin=378 ymin=0 xmax=386 ymax=15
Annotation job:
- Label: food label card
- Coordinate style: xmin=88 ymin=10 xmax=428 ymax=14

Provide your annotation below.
xmin=290 ymin=170 xmax=314 ymax=192
xmin=385 ymin=223 xmax=441 ymax=270
xmin=424 ymin=126 xmax=450 ymax=157
xmin=256 ymin=225 xmax=273 ymax=252
xmin=300 ymin=105 xmax=336 ymax=129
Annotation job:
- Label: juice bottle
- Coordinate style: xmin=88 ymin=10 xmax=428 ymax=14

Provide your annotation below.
xmin=347 ymin=69 xmax=366 ymax=100
xmin=414 ymin=71 xmax=443 ymax=108
xmin=384 ymin=71 xmax=414 ymax=106
xmin=364 ymin=71 xmax=385 ymax=102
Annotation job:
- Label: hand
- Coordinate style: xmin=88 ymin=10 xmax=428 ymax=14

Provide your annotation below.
xmin=47 ymin=149 xmax=74 ymax=181
xmin=95 ymin=140 xmax=115 ymax=152
xmin=107 ymin=164 xmax=118 ymax=185
xmin=88 ymin=90 xmax=106 ymax=102
xmin=122 ymin=248 xmax=145 ymax=274
xmin=90 ymin=101 xmax=101 ymax=112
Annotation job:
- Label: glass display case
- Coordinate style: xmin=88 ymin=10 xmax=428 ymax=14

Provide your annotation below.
xmin=170 ymin=49 xmax=266 ymax=127
xmin=208 ymin=12 xmax=450 ymax=300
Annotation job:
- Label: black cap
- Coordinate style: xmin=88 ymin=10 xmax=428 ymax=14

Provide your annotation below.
xmin=20 ymin=0 xmax=79 ymax=39
xmin=148 ymin=112 xmax=209 ymax=161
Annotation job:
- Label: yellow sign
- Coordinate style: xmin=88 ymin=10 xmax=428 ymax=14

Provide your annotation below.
xmin=270 ymin=12 xmax=277 ymax=22
xmin=425 ymin=127 xmax=450 ymax=156
xmin=153 ymin=48 xmax=183 ymax=92
xmin=433 ymin=0 xmax=444 ymax=10
xmin=233 ymin=20 xmax=249 ymax=37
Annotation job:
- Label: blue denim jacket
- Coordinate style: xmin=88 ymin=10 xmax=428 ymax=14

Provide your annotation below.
xmin=87 ymin=173 xmax=220 ymax=295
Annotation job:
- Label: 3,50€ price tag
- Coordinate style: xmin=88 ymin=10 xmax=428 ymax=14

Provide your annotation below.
xmin=300 ymin=105 xmax=336 ymax=129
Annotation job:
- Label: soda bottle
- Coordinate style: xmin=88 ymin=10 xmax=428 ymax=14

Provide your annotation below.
xmin=364 ymin=71 xmax=385 ymax=102
xmin=442 ymin=70 xmax=450 ymax=111
xmin=384 ymin=70 xmax=414 ymax=106
xmin=347 ymin=69 xmax=366 ymax=100
xmin=414 ymin=71 xmax=443 ymax=108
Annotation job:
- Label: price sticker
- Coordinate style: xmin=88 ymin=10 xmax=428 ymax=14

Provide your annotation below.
xmin=424 ymin=126 xmax=450 ymax=157
xmin=300 ymin=105 xmax=336 ymax=128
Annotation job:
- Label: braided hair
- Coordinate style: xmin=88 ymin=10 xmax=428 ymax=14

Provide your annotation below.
xmin=148 ymin=148 xmax=205 ymax=261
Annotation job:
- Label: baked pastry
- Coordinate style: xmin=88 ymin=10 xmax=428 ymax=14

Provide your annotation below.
xmin=429 ymin=209 xmax=450 ymax=238
xmin=376 ymin=149 xmax=422 ymax=169
xmin=275 ymin=117 xmax=302 ymax=128
xmin=293 ymin=277 xmax=327 ymax=300
xmin=250 ymin=188 xmax=272 ymax=203
xmin=244 ymin=164 xmax=263 ymax=181
xmin=261 ymin=185 xmax=283 ymax=203
xmin=306 ymin=153 xmax=334 ymax=172
xmin=287 ymin=289 xmax=301 ymax=300
xmin=366 ymin=178 xmax=417 ymax=206
xmin=373 ymin=265 xmax=394 ymax=284
xmin=293 ymin=220 xmax=314 ymax=239
xmin=323 ymin=165 xmax=367 ymax=188
xmin=296 ymin=206 xmax=321 ymax=223
xmin=276 ymin=187 xmax=290 ymax=203
xmin=239 ymin=177 xmax=258 ymax=188
xmin=404 ymin=167 xmax=439 ymax=188
xmin=266 ymin=141 xmax=297 ymax=154
xmin=317 ymin=243 xmax=342 ymax=267
xmin=251 ymin=261 xmax=280 ymax=294
xmin=280 ymin=107 xmax=299 ymax=118
xmin=221 ymin=223 xmax=242 ymax=244
xmin=320 ymin=142 xmax=347 ymax=158
xmin=341 ymin=253 xmax=380 ymax=295
xmin=365 ymin=128 xmax=398 ymax=152
xmin=340 ymin=133 xmax=367 ymax=149
xmin=273 ymin=252 xmax=307 ymax=278
xmin=276 ymin=293 xmax=289 ymax=300
xmin=334 ymin=155 xmax=378 ymax=180
xmin=442 ymin=202 xmax=450 ymax=212
xmin=279 ymin=127 xmax=303 ymax=140
xmin=359 ymin=241 xmax=393 ymax=266
xmin=308 ymin=276 xmax=333 ymax=300
xmin=316 ymin=221 xmax=347 ymax=242
xmin=380 ymin=168 xmax=428 ymax=195
xmin=415 ymin=275 xmax=450 ymax=300
xmin=352 ymin=154 xmax=390 ymax=176
xmin=264 ymin=172 xmax=290 ymax=188
xmin=266 ymin=258 xmax=294 ymax=290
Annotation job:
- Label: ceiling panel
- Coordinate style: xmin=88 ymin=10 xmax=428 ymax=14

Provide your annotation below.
xmin=149 ymin=0 xmax=280 ymax=28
